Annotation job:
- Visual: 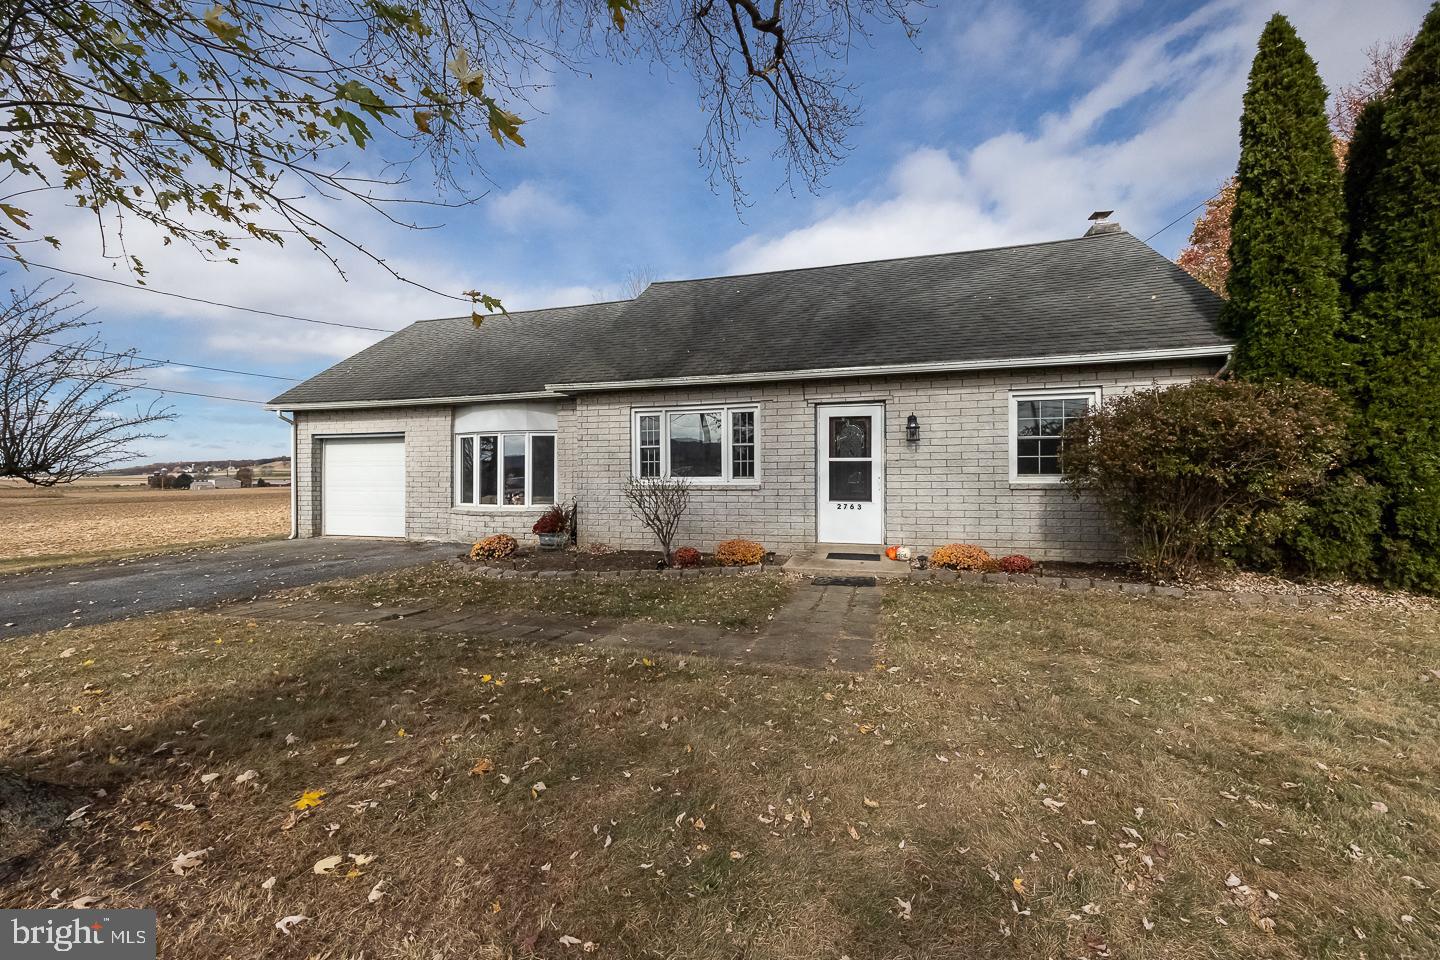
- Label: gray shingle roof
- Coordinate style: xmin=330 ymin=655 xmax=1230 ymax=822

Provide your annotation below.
xmin=268 ymin=231 xmax=1230 ymax=407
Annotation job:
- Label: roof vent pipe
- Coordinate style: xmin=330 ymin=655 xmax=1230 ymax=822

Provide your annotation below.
xmin=1084 ymin=210 xmax=1122 ymax=237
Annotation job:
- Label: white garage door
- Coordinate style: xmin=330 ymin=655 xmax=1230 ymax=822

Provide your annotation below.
xmin=322 ymin=436 xmax=405 ymax=537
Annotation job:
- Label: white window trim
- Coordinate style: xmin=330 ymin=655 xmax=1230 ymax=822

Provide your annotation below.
xmin=1008 ymin=387 xmax=1101 ymax=486
xmin=453 ymin=430 xmax=557 ymax=509
xmin=631 ymin=403 xmax=761 ymax=486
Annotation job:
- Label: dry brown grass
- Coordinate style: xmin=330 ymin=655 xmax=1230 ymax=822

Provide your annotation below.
xmin=0 ymin=579 xmax=1436 ymax=959
xmin=0 ymin=486 xmax=288 ymax=572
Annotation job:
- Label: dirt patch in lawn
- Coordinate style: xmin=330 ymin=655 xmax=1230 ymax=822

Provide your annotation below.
xmin=1 ymin=579 xmax=1436 ymax=958
xmin=0 ymin=486 xmax=288 ymax=572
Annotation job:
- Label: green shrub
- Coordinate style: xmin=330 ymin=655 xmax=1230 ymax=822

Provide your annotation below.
xmin=1343 ymin=5 xmax=1440 ymax=593
xmin=1284 ymin=471 xmax=1384 ymax=579
xmin=1224 ymin=14 xmax=1348 ymax=387
xmin=1062 ymin=379 xmax=1351 ymax=580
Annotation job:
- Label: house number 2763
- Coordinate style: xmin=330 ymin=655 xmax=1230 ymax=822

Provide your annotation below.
xmin=835 ymin=503 xmax=864 ymax=510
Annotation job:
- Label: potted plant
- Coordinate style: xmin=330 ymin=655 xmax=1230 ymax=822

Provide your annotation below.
xmin=532 ymin=503 xmax=572 ymax=550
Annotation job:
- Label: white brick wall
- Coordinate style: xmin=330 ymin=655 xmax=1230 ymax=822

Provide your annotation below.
xmin=294 ymin=404 xmax=574 ymax=543
xmin=566 ymin=360 xmax=1219 ymax=560
xmin=294 ymin=360 xmax=1218 ymax=561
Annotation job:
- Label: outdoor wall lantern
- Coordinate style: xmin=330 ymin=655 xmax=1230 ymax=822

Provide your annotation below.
xmin=906 ymin=413 xmax=920 ymax=442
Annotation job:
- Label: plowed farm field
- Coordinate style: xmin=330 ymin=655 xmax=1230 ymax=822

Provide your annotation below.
xmin=0 ymin=485 xmax=289 ymax=572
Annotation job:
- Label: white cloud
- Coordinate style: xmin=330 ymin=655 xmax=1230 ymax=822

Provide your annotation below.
xmin=727 ymin=0 xmax=1429 ymax=274
xmin=946 ymin=3 xmax=1083 ymax=83
xmin=487 ymin=180 xmax=581 ymax=232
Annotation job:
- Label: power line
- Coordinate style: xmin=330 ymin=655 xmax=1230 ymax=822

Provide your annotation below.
xmin=1145 ymin=195 xmax=1217 ymax=243
xmin=118 ymin=382 xmax=270 ymax=406
xmin=0 ymin=254 xmax=403 ymax=333
xmin=37 ymin=340 xmax=298 ymax=382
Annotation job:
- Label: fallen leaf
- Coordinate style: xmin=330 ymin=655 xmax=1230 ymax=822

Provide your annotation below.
xmin=350 ymin=853 xmax=377 ymax=866
xmin=470 ymin=759 xmax=494 ymax=776
xmin=70 ymin=896 xmax=103 ymax=909
xmin=368 ymin=879 xmax=386 ymax=903
xmin=261 ymin=877 xmax=276 ymax=891
xmin=171 ymin=849 xmax=210 ymax=876
xmin=1012 ymin=877 xmax=1026 ymax=895
xmin=292 ymin=789 xmax=326 ymax=811
xmin=313 ymin=855 xmax=344 ymax=875
xmin=200 ymin=773 xmax=220 ymax=785
xmin=531 ymin=781 xmax=547 ymax=799
xmin=863 ymin=797 xmax=880 ymax=809
xmin=234 ymin=769 xmax=259 ymax=784
xmin=275 ymin=915 xmax=309 ymax=935
xmin=559 ymin=935 xmax=583 ymax=947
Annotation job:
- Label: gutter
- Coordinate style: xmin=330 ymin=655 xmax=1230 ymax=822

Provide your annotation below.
xmin=275 ymin=410 xmax=298 ymax=539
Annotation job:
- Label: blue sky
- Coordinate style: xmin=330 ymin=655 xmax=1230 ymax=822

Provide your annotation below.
xmin=15 ymin=0 xmax=1430 ymax=464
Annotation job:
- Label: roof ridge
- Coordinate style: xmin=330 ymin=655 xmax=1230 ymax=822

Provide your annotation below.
xmin=650 ymin=232 xmax=1131 ymax=288
xmin=410 ymin=297 xmax=633 ymax=325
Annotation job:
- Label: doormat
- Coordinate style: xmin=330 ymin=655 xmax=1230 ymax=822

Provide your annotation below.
xmin=811 ymin=575 xmax=877 ymax=587
xmin=826 ymin=552 xmax=881 ymax=561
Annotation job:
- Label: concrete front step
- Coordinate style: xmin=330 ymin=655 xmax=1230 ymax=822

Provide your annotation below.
xmin=781 ymin=542 xmax=912 ymax=580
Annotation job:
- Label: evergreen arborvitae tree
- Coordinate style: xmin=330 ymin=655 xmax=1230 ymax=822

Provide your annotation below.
xmin=1345 ymin=2 xmax=1440 ymax=593
xmin=1222 ymin=14 xmax=1347 ymax=386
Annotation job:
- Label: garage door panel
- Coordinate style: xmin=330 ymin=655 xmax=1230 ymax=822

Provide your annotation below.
xmin=323 ymin=437 xmax=405 ymax=537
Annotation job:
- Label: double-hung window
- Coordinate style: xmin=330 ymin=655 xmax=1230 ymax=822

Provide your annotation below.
xmin=456 ymin=432 xmax=556 ymax=506
xmin=633 ymin=404 xmax=759 ymax=483
xmin=1009 ymin=388 xmax=1099 ymax=483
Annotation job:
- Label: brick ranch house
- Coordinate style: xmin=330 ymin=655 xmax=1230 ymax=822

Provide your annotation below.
xmin=266 ymin=227 xmax=1232 ymax=560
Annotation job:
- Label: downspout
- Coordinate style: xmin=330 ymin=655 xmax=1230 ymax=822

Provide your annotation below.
xmin=275 ymin=410 xmax=298 ymax=539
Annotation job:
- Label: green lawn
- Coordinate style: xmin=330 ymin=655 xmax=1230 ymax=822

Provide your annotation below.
xmin=1 ymin=576 xmax=1435 ymax=959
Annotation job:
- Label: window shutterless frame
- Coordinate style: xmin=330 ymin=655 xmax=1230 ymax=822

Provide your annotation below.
xmin=630 ymin=403 xmax=760 ymax=485
xmin=454 ymin=431 xmax=557 ymax=507
xmin=1007 ymin=386 xmax=1101 ymax=485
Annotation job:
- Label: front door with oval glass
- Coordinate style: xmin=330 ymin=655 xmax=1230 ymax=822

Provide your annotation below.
xmin=816 ymin=403 xmax=885 ymax=543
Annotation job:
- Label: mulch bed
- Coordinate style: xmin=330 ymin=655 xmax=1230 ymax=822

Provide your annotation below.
xmin=459 ymin=548 xmax=787 ymax=572
xmin=1031 ymin=560 xmax=1150 ymax=584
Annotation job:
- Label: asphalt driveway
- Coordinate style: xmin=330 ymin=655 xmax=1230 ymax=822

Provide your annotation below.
xmin=0 ymin=538 xmax=461 ymax=639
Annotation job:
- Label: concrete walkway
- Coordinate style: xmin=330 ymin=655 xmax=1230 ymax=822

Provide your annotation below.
xmin=758 ymin=578 xmax=880 ymax=668
xmin=0 ymin=539 xmax=460 ymax=639
xmin=220 ymin=576 xmax=881 ymax=671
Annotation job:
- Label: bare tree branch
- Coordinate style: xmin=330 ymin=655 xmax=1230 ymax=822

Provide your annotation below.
xmin=0 ymin=280 xmax=173 ymax=485
xmin=623 ymin=474 xmax=691 ymax=563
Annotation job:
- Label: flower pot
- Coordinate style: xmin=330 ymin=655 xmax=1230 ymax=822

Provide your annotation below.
xmin=537 ymin=532 xmax=565 ymax=550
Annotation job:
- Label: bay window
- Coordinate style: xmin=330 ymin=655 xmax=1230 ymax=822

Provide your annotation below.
xmin=455 ymin=431 xmax=556 ymax=507
xmin=632 ymin=404 xmax=759 ymax=483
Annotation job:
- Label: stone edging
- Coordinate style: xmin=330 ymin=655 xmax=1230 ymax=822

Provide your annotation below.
xmin=451 ymin=557 xmax=1355 ymax=608
xmin=452 ymin=558 xmax=771 ymax=580
xmin=907 ymin=567 xmax=1342 ymax=607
